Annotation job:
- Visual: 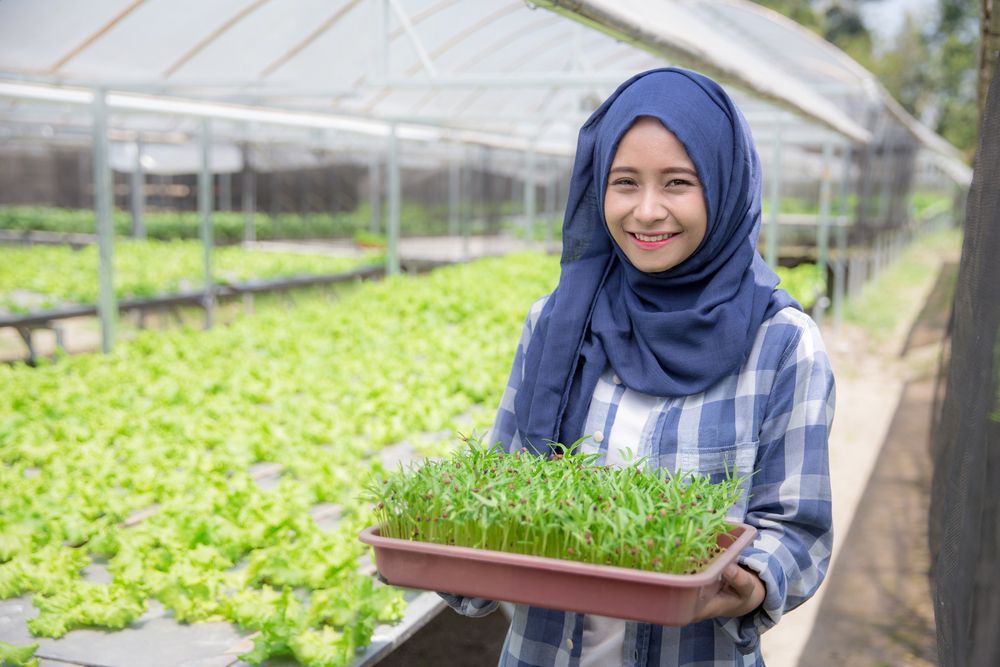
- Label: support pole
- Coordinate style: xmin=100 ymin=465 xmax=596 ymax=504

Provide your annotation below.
xmin=241 ymin=144 xmax=256 ymax=243
xmin=815 ymin=141 xmax=833 ymax=326
xmin=524 ymin=146 xmax=537 ymax=243
xmin=199 ymin=118 xmax=215 ymax=329
xmin=375 ymin=0 xmax=390 ymax=81
xmin=461 ymin=146 xmax=472 ymax=261
xmin=93 ymin=87 xmax=116 ymax=354
xmin=369 ymin=153 xmax=382 ymax=235
xmin=833 ymin=145 xmax=852 ymax=329
xmin=386 ymin=124 xmax=401 ymax=275
xmin=766 ymin=112 xmax=784 ymax=268
xmin=545 ymin=159 xmax=557 ymax=249
xmin=219 ymin=172 xmax=232 ymax=212
xmin=448 ymin=157 xmax=460 ymax=237
xmin=130 ymin=139 xmax=146 ymax=240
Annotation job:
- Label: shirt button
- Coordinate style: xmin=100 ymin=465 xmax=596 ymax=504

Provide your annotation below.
xmin=593 ymin=431 xmax=604 ymax=443
xmin=612 ymin=374 xmax=622 ymax=385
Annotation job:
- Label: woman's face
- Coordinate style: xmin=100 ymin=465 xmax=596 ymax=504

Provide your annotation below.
xmin=603 ymin=117 xmax=708 ymax=273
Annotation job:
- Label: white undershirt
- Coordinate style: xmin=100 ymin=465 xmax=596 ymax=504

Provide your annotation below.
xmin=579 ymin=372 xmax=660 ymax=665
xmin=581 ymin=614 xmax=627 ymax=666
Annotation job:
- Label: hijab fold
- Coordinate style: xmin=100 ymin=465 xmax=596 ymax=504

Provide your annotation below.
xmin=514 ymin=68 xmax=799 ymax=453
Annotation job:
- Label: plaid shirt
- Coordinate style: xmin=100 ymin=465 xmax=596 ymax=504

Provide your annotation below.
xmin=441 ymin=296 xmax=835 ymax=666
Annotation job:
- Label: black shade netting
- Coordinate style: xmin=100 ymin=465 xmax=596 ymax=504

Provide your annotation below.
xmin=929 ymin=58 xmax=1000 ymax=667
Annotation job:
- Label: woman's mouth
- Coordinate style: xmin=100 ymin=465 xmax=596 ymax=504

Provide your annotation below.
xmin=630 ymin=231 xmax=679 ymax=249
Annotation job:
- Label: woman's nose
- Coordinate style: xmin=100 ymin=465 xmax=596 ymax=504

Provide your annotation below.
xmin=635 ymin=188 xmax=667 ymax=224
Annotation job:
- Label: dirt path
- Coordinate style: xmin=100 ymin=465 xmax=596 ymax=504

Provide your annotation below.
xmin=760 ymin=262 xmax=957 ymax=667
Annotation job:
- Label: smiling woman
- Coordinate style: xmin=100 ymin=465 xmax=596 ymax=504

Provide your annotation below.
xmin=603 ymin=116 xmax=708 ymax=274
xmin=433 ymin=68 xmax=835 ymax=667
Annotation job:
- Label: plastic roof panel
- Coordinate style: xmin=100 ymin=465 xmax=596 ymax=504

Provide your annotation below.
xmin=0 ymin=0 xmax=971 ymax=184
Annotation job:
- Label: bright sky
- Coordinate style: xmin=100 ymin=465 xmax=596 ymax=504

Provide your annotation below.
xmin=859 ymin=0 xmax=938 ymax=42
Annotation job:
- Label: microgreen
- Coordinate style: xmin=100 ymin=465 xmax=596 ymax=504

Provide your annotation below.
xmin=366 ymin=436 xmax=746 ymax=575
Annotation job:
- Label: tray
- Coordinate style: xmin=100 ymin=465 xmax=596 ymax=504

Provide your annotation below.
xmin=359 ymin=522 xmax=756 ymax=626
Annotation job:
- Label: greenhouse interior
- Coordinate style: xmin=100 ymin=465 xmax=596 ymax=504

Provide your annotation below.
xmin=1 ymin=0 xmax=996 ymax=666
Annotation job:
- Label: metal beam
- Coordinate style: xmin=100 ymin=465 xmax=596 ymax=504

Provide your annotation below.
xmin=766 ymin=112 xmax=784 ymax=268
xmin=199 ymin=118 xmax=216 ymax=329
xmin=523 ymin=146 xmax=537 ymax=240
xmin=386 ymin=125 xmax=401 ymax=276
xmin=130 ymin=139 xmax=146 ymax=239
xmin=387 ymin=0 xmax=438 ymax=77
xmin=93 ymin=87 xmax=117 ymax=354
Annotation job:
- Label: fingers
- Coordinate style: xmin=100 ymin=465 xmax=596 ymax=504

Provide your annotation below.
xmin=692 ymin=564 xmax=765 ymax=622
xmin=721 ymin=564 xmax=765 ymax=615
xmin=722 ymin=564 xmax=751 ymax=596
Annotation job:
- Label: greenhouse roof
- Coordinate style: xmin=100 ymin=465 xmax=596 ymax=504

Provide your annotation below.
xmin=0 ymin=0 xmax=972 ymax=184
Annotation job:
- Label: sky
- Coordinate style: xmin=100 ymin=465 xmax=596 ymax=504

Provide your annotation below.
xmin=859 ymin=0 xmax=938 ymax=43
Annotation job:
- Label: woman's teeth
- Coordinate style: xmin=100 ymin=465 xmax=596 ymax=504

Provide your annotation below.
xmin=634 ymin=232 xmax=677 ymax=242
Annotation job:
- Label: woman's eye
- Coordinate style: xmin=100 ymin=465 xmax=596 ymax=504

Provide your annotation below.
xmin=611 ymin=178 xmax=637 ymax=187
xmin=666 ymin=178 xmax=692 ymax=188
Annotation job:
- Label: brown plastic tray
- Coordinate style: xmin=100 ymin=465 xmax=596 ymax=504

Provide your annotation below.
xmin=359 ymin=522 xmax=756 ymax=626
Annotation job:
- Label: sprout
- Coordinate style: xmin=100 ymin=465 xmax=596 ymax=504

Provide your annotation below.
xmin=363 ymin=435 xmax=746 ymax=574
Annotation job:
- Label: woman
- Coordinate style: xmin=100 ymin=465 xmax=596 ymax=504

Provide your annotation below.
xmin=442 ymin=67 xmax=835 ymax=667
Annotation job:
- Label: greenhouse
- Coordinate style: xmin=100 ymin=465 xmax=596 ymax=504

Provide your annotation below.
xmin=0 ymin=1 xmax=993 ymax=666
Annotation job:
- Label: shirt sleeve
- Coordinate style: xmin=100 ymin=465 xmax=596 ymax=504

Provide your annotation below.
xmin=483 ymin=294 xmax=549 ymax=454
xmin=437 ymin=296 xmax=548 ymax=617
xmin=720 ymin=314 xmax=836 ymax=653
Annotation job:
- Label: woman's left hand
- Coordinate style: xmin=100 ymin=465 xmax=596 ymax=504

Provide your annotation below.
xmin=691 ymin=563 xmax=766 ymax=622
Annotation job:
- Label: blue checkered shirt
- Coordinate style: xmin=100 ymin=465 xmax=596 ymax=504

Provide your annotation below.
xmin=440 ymin=296 xmax=835 ymax=666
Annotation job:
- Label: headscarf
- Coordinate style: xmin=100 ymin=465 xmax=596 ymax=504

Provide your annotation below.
xmin=514 ymin=68 xmax=799 ymax=453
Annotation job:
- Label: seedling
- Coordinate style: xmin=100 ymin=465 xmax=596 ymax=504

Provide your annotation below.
xmin=365 ymin=436 xmax=746 ymax=575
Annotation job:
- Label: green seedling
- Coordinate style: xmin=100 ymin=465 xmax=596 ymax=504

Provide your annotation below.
xmin=366 ymin=436 xmax=746 ymax=575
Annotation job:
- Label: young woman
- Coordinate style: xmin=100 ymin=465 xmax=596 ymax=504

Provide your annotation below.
xmin=441 ymin=67 xmax=835 ymax=666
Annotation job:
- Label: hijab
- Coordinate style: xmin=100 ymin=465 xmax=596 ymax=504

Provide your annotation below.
xmin=514 ymin=68 xmax=800 ymax=453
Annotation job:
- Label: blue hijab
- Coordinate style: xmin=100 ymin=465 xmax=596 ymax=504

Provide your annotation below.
xmin=514 ymin=68 xmax=799 ymax=453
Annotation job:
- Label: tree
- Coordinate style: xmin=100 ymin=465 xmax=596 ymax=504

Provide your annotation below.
xmin=753 ymin=0 xmax=980 ymax=157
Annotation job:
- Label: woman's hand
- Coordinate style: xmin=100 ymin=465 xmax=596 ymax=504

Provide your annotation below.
xmin=691 ymin=564 xmax=766 ymax=622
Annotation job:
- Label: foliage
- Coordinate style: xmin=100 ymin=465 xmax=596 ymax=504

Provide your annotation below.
xmin=0 ymin=203 xmax=485 ymax=243
xmin=0 ymin=241 xmax=381 ymax=313
xmin=775 ymin=263 xmax=826 ymax=309
xmin=753 ymin=1 xmax=980 ymax=156
xmin=0 ymin=642 xmax=38 ymax=667
xmin=844 ymin=227 xmax=962 ymax=345
xmin=0 ymin=253 xmax=560 ymax=665
xmin=367 ymin=437 xmax=744 ymax=574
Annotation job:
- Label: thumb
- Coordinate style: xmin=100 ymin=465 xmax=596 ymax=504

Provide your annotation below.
xmin=722 ymin=564 xmax=752 ymax=595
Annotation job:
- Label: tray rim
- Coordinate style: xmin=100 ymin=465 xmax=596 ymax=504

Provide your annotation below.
xmin=359 ymin=521 xmax=757 ymax=588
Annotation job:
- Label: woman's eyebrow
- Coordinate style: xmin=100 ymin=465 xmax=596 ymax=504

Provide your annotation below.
xmin=608 ymin=166 xmax=699 ymax=177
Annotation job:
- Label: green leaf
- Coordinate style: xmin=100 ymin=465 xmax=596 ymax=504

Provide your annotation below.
xmin=0 ymin=641 xmax=39 ymax=667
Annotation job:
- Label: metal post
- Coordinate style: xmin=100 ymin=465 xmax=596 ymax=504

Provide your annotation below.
xmin=815 ymin=141 xmax=833 ymax=326
xmin=833 ymin=145 xmax=852 ymax=328
xmin=386 ymin=125 xmax=401 ymax=275
xmin=524 ymin=146 xmax=537 ymax=244
xmin=130 ymin=139 xmax=146 ymax=240
xmin=545 ymin=159 xmax=557 ymax=249
xmin=461 ymin=146 xmax=471 ymax=261
xmin=219 ymin=172 xmax=232 ymax=212
xmin=766 ymin=112 xmax=783 ymax=268
xmin=448 ymin=156 xmax=460 ymax=237
xmin=369 ymin=153 xmax=382 ymax=235
xmin=241 ymin=136 xmax=256 ymax=318
xmin=375 ymin=0 xmax=389 ymax=81
xmin=199 ymin=118 xmax=215 ymax=329
xmin=93 ymin=88 xmax=116 ymax=354
xmin=241 ymin=144 xmax=256 ymax=243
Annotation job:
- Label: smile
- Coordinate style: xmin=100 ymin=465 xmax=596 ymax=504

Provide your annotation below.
xmin=632 ymin=232 xmax=679 ymax=242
